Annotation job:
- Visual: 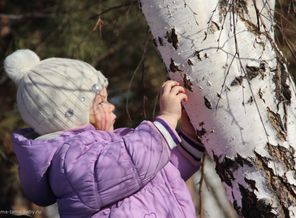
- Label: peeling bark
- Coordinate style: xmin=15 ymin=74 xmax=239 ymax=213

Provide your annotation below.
xmin=239 ymin=183 xmax=277 ymax=218
xmin=255 ymin=147 xmax=296 ymax=217
xmin=274 ymin=60 xmax=292 ymax=105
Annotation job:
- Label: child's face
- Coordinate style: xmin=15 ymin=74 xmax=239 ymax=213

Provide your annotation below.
xmin=89 ymin=88 xmax=116 ymax=131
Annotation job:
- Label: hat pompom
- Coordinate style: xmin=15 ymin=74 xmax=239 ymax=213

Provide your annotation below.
xmin=4 ymin=49 xmax=40 ymax=85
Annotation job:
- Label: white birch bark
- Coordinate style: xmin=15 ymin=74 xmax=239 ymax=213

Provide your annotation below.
xmin=139 ymin=0 xmax=296 ymax=217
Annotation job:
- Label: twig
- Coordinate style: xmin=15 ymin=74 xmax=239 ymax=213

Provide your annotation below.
xmin=125 ymin=28 xmax=150 ymax=122
xmin=89 ymin=1 xmax=138 ymax=19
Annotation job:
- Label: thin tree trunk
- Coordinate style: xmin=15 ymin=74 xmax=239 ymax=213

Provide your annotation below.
xmin=139 ymin=0 xmax=296 ymax=217
xmin=193 ymin=154 xmax=238 ymax=218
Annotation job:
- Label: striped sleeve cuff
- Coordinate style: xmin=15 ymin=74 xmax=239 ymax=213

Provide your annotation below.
xmin=153 ymin=117 xmax=181 ymax=149
xmin=179 ymin=130 xmax=205 ymax=161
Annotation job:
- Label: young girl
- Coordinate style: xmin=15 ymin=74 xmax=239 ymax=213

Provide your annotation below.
xmin=4 ymin=49 xmax=205 ymax=218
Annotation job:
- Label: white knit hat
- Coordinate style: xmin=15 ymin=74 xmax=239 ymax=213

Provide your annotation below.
xmin=4 ymin=49 xmax=108 ymax=135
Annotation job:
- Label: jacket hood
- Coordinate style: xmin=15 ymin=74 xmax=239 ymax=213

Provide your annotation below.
xmin=12 ymin=125 xmax=95 ymax=206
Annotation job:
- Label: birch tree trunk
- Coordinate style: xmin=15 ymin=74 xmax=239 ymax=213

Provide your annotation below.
xmin=139 ymin=0 xmax=296 ymax=217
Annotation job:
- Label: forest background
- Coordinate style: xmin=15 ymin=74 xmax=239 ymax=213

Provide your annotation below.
xmin=0 ymin=0 xmax=295 ymax=217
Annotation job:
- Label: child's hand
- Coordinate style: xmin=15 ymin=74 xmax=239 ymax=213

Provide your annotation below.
xmin=158 ymin=80 xmax=188 ymax=129
xmin=180 ymin=109 xmax=196 ymax=139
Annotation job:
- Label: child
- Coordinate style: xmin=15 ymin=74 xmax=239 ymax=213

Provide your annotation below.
xmin=4 ymin=49 xmax=205 ymax=218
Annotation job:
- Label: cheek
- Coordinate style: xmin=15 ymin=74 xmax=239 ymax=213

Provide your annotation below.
xmin=91 ymin=105 xmax=102 ymax=126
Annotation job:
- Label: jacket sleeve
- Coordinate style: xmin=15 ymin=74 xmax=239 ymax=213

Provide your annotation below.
xmin=142 ymin=117 xmax=205 ymax=181
xmin=144 ymin=117 xmax=205 ymax=181
xmin=170 ymin=130 xmax=205 ymax=180
xmin=12 ymin=130 xmax=58 ymax=206
xmin=62 ymin=120 xmax=179 ymax=209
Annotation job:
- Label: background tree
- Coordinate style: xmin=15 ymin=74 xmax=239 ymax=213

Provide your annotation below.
xmin=0 ymin=0 xmax=295 ymax=217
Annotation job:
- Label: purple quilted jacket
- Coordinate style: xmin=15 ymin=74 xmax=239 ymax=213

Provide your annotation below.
xmin=12 ymin=119 xmax=204 ymax=217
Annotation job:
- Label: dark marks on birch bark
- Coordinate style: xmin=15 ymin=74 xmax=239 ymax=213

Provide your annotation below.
xmin=231 ymin=62 xmax=267 ymax=87
xmin=183 ymin=74 xmax=193 ymax=92
xmin=169 ymin=59 xmax=181 ymax=72
xmin=204 ymin=97 xmax=212 ymax=109
xmin=273 ymin=61 xmax=292 ymax=105
xmin=239 ymin=184 xmax=277 ymax=218
xmin=213 ymin=153 xmax=253 ymax=188
xmin=231 ymin=76 xmax=244 ymax=86
xmin=267 ymin=107 xmax=287 ymax=141
xmin=165 ymin=28 xmax=178 ymax=49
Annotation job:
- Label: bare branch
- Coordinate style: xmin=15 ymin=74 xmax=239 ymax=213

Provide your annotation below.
xmin=89 ymin=1 xmax=138 ymax=19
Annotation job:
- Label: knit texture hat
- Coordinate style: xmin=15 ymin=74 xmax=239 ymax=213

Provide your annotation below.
xmin=4 ymin=49 xmax=108 ymax=135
